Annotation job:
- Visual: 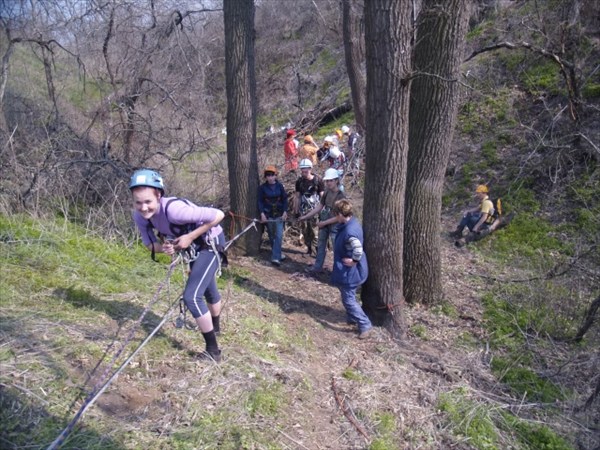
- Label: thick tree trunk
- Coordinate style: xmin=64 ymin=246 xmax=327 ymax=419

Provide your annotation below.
xmin=362 ymin=0 xmax=413 ymax=337
xmin=342 ymin=0 xmax=366 ymax=134
xmin=224 ymin=0 xmax=260 ymax=255
xmin=404 ymin=0 xmax=469 ymax=305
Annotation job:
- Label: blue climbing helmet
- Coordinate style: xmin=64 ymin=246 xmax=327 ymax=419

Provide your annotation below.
xmin=129 ymin=169 xmax=165 ymax=192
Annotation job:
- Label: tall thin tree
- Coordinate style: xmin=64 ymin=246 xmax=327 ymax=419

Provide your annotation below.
xmin=404 ymin=0 xmax=470 ymax=305
xmin=223 ymin=0 xmax=260 ymax=254
xmin=342 ymin=0 xmax=366 ymax=134
xmin=361 ymin=0 xmax=413 ymax=336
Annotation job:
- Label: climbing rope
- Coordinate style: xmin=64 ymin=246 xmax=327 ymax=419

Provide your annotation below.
xmin=48 ymin=217 xmax=261 ymax=449
xmin=46 ymin=256 xmax=182 ymax=450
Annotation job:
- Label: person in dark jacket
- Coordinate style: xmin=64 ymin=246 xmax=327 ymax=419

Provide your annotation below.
xmin=258 ymin=165 xmax=288 ymax=266
xmin=330 ymin=199 xmax=372 ymax=339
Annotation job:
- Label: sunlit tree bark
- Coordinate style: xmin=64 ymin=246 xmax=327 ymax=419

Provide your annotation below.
xmin=224 ymin=0 xmax=260 ymax=254
xmin=361 ymin=0 xmax=413 ymax=337
xmin=404 ymin=0 xmax=470 ymax=305
xmin=342 ymin=0 xmax=366 ymax=134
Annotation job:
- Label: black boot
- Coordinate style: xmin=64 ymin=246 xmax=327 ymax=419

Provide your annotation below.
xmin=449 ymin=227 xmax=463 ymax=239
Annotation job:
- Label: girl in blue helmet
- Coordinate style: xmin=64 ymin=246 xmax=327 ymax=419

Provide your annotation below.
xmin=129 ymin=169 xmax=224 ymax=362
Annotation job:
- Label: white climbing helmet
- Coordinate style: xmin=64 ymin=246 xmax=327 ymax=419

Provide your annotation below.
xmin=323 ymin=168 xmax=340 ymax=180
xmin=329 ymin=146 xmax=341 ymax=159
xmin=299 ymin=159 xmax=313 ymax=169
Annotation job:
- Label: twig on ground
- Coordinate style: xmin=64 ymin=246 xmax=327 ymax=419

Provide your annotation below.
xmin=331 ymin=375 xmax=370 ymax=442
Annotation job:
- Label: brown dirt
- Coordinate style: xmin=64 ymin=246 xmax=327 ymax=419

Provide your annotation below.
xmin=80 ymin=200 xmax=596 ymax=449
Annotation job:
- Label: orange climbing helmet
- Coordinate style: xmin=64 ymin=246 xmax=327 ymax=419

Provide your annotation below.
xmin=264 ymin=165 xmax=278 ymax=175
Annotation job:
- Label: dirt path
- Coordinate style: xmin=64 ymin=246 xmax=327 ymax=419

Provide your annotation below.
xmin=227 ymin=229 xmax=492 ymax=449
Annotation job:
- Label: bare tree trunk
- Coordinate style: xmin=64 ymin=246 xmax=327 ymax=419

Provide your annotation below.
xmin=104 ymin=10 xmax=183 ymax=164
xmin=41 ymin=45 xmax=59 ymax=125
xmin=224 ymin=0 xmax=260 ymax=255
xmin=342 ymin=0 xmax=366 ymax=134
xmin=404 ymin=0 xmax=470 ymax=305
xmin=362 ymin=0 xmax=413 ymax=337
xmin=574 ymin=294 xmax=600 ymax=342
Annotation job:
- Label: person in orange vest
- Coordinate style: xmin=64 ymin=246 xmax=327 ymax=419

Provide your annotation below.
xmin=299 ymin=135 xmax=319 ymax=166
xmin=284 ymin=129 xmax=299 ymax=174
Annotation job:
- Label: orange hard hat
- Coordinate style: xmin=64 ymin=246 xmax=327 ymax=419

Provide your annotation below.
xmin=264 ymin=165 xmax=278 ymax=175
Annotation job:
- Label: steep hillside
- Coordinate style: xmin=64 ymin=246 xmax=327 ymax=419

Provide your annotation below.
xmin=1 ymin=1 xmax=599 ymax=449
xmin=2 ymin=213 xmax=597 ymax=449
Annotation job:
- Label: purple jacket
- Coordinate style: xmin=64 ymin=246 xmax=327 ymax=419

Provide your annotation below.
xmin=133 ymin=197 xmax=223 ymax=246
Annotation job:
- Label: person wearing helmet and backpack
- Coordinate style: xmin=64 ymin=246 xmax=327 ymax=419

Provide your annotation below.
xmin=258 ymin=165 xmax=288 ymax=266
xmin=451 ymin=184 xmax=497 ymax=238
xmin=294 ymin=159 xmax=324 ymax=256
xmin=298 ymin=168 xmax=345 ymax=274
xmin=322 ymin=145 xmax=346 ymax=192
xmin=129 ymin=169 xmax=224 ymax=362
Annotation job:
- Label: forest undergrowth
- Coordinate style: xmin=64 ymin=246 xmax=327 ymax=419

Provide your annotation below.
xmin=1 ymin=182 xmax=598 ymax=450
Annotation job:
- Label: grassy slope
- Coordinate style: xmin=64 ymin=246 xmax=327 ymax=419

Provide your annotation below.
xmin=2 ymin=208 xmax=597 ymax=449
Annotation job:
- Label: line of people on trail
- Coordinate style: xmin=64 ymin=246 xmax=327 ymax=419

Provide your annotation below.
xmin=128 ymin=165 xmax=499 ymax=363
xmin=281 ymin=126 xmax=361 ymax=189
xmin=129 ymin=164 xmax=372 ymax=366
xmin=257 ymin=162 xmax=372 ymax=338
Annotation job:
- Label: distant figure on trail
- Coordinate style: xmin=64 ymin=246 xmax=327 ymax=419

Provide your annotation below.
xmin=341 ymin=125 xmax=361 ymax=179
xmin=258 ymin=165 xmax=288 ymax=266
xmin=298 ymin=168 xmax=345 ymax=274
xmin=330 ymin=199 xmax=372 ymax=339
xmin=129 ymin=169 xmax=224 ymax=362
xmin=293 ymin=159 xmax=324 ymax=256
xmin=284 ymin=129 xmax=299 ymax=175
xmin=299 ymin=135 xmax=319 ymax=166
xmin=450 ymin=184 xmax=497 ymax=239
xmin=317 ymin=136 xmax=335 ymax=170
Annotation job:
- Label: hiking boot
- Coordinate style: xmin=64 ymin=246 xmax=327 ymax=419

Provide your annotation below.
xmin=280 ymin=254 xmax=287 ymax=261
xmin=449 ymin=229 xmax=463 ymax=239
xmin=358 ymin=329 xmax=373 ymax=340
xmin=198 ymin=349 xmax=222 ymax=363
xmin=455 ymin=238 xmax=466 ymax=248
xmin=271 ymin=259 xmax=281 ymax=266
xmin=305 ymin=265 xmax=324 ymax=274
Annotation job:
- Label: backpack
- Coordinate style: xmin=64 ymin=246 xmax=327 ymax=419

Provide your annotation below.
xmin=486 ymin=198 xmax=502 ymax=223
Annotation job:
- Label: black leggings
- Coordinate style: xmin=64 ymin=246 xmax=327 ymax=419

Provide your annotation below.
xmin=182 ymin=234 xmax=224 ymax=318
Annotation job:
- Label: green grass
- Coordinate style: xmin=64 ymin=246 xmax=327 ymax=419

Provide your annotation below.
xmin=438 ymin=389 xmax=501 ymax=449
xmin=0 ymin=212 xmax=323 ymax=449
xmin=246 ymin=381 xmax=284 ymax=417
xmin=438 ymin=388 xmax=574 ymax=450
xmin=520 ymin=60 xmax=563 ymax=96
xmin=369 ymin=411 xmax=399 ymax=450
xmin=491 ymin=357 xmax=565 ymax=403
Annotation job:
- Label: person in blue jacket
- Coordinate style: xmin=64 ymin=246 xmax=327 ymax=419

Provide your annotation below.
xmin=330 ymin=199 xmax=372 ymax=339
xmin=258 ymin=165 xmax=288 ymax=266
